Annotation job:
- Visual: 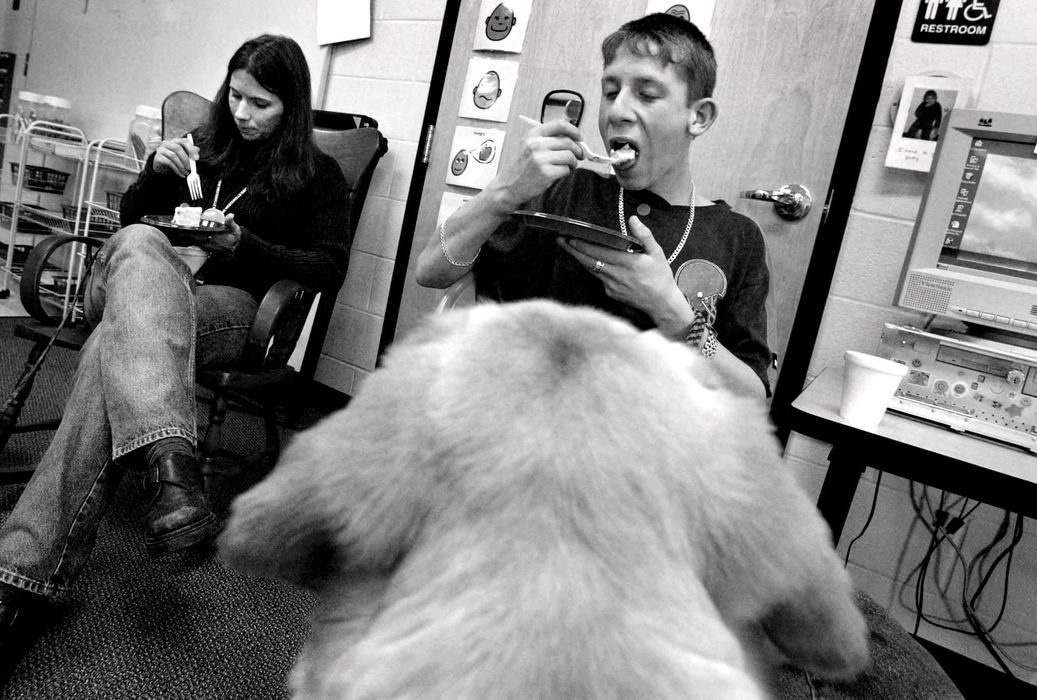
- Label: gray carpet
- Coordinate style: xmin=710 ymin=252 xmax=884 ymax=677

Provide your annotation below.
xmin=0 ymin=318 xmax=318 ymax=698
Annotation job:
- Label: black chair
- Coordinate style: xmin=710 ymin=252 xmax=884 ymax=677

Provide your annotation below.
xmin=0 ymin=103 xmax=387 ymax=484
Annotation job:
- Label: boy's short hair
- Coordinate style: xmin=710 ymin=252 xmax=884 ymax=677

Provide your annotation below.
xmin=601 ymin=13 xmax=717 ymax=103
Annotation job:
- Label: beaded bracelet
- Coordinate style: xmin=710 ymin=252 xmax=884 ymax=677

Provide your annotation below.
xmin=439 ymin=220 xmax=480 ymax=267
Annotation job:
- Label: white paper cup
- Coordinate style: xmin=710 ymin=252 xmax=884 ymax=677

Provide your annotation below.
xmin=173 ymin=245 xmax=209 ymax=275
xmin=839 ymin=351 xmax=908 ymax=430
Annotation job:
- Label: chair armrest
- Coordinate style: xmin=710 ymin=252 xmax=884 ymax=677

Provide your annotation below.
xmin=20 ymin=235 xmax=106 ymax=325
xmin=239 ymin=279 xmax=317 ymax=372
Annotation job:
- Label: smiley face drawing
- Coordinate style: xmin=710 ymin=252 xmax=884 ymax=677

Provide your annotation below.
xmin=485 ymin=3 xmax=517 ymax=41
xmin=665 ymin=4 xmax=691 ymax=22
xmin=450 ymin=149 xmax=470 ymax=176
xmin=473 ymin=70 xmax=502 ymax=109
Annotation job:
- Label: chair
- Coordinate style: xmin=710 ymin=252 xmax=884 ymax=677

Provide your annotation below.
xmin=0 ymin=99 xmax=387 ymax=485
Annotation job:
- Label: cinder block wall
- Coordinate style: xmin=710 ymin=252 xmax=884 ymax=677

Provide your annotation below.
xmin=314 ymin=0 xmax=447 ymax=395
xmin=785 ymin=1 xmax=1037 ymax=681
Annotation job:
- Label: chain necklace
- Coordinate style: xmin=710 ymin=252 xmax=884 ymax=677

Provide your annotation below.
xmin=618 ymin=181 xmax=695 ymax=264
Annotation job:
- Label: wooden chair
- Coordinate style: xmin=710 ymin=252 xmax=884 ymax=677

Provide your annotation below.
xmin=0 ymin=100 xmax=387 ymax=484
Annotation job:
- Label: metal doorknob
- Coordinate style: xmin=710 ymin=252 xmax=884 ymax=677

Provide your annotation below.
xmin=740 ymin=184 xmax=812 ymax=221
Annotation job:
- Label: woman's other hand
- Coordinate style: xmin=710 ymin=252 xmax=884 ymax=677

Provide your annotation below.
xmin=204 ymin=213 xmax=242 ymax=254
xmin=152 ymin=137 xmax=199 ymax=178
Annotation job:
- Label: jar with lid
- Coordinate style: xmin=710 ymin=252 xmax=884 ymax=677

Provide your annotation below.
xmin=16 ymin=91 xmax=46 ymax=127
xmin=41 ymin=95 xmax=72 ymax=125
xmin=126 ymin=105 xmax=163 ymax=161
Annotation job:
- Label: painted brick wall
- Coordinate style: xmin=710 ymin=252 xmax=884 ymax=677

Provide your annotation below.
xmin=785 ymin=0 xmax=1037 ymax=681
xmin=314 ymin=0 xmax=447 ymax=396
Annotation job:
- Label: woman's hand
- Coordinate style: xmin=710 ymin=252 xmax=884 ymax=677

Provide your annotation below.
xmin=151 ymin=137 xmax=198 ymax=178
xmin=488 ymin=119 xmax=583 ymax=209
xmin=203 ymin=213 xmax=242 ymax=254
xmin=559 ymin=215 xmax=692 ymax=335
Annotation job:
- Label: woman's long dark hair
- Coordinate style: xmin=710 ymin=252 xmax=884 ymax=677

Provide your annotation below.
xmin=196 ymin=34 xmax=316 ymax=202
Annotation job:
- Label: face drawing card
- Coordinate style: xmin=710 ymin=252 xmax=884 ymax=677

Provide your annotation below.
xmin=643 ymin=0 xmax=715 ymax=36
xmin=472 ymin=0 xmax=532 ymax=53
xmin=458 ymin=58 xmax=519 ymax=122
xmin=886 ymin=74 xmax=972 ymax=172
xmin=446 ymin=126 xmax=506 ymax=190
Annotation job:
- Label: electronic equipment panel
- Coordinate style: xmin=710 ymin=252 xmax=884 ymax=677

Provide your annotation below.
xmin=895 ymin=109 xmax=1037 ymax=339
xmin=878 ymin=323 xmax=1037 ymax=451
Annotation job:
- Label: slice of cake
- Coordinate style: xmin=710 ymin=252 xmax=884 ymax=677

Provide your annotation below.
xmin=172 ymin=205 xmax=202 ymax=227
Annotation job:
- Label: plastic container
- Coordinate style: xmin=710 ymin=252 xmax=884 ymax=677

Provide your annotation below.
xmin=126 ymin=105 xmax=163 ymax=161
xmin=42 ymin=95 xmax=72 ymax=125
xmin=16 ymin=91 xmax=45 ymax=125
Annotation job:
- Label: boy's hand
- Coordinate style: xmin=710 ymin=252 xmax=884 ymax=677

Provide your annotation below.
xmin=559 ymin=215 xmax=692 ymax=335
xmin=490 ymin=119 xmax=583 ymax=209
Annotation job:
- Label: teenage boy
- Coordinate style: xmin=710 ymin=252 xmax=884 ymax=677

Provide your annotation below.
xmin=417 ymin=13 xmax=770 ymax=399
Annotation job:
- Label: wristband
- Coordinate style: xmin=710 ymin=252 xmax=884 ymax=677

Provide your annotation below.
xmin=439 ymin=220 xmax=479 ymax=267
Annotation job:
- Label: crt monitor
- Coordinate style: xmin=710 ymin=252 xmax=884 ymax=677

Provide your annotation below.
xmin=896 ymin=108 xmax=1037 ymax=339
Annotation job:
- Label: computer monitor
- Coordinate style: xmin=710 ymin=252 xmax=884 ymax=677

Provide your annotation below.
xmin=896 ymin=108 xmax=1037 ymax=339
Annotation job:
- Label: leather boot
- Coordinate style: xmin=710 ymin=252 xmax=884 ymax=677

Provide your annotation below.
xmin=143 ymin=453 xmax=221 ymax=556
xmin=0 ymin=582 xmax=49 ymax=681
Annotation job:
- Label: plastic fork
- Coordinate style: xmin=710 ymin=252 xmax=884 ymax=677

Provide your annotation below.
xmin=185 ymin=133 xmax=203 ymax=201
xmin=518 ymin=115 xmax=628 ymax=166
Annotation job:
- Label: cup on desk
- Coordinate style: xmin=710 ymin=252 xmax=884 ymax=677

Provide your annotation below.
xmin=839 ymin=350 xmax=908 ymax=430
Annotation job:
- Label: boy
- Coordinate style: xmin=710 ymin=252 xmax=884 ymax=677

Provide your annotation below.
xmin=417 ymin=13 xmax=770 ymax=398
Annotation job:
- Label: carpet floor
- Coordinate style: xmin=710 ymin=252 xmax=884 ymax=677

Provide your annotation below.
xmin=0 ymin=318 xmax=320 ymax=698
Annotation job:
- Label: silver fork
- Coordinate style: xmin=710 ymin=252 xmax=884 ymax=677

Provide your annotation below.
xmin=185 ymin=133 xmax=203 ymax=201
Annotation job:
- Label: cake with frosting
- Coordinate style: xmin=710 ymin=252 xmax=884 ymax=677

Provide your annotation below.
xmin=172 ymin=205 xmax=202 ymax=227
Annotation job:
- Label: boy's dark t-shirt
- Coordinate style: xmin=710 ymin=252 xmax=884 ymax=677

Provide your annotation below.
xmin=475 ymin=168 xmax=771 ymax=391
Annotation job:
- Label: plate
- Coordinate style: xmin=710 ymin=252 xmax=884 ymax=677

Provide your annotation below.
xmin=141 ymin=214 xmax=226 ymax=245
xmin=513 ymin=210 xmax=644 ymax=253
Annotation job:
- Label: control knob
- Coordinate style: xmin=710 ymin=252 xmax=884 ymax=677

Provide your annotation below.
xmin=1007 ymin=370 xmax=1025 ymax=387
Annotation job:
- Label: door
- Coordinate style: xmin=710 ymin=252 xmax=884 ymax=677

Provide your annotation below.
xmin=389 ymin=0 xmax=876 ymax=389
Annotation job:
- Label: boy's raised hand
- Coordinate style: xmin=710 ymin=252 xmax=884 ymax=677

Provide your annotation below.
xmin=491 ymin=119 xmax=584 ymax=208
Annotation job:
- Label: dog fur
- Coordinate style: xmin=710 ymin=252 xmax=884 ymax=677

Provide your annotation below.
xmin=219 ymin=300 xmax=869 ymax=699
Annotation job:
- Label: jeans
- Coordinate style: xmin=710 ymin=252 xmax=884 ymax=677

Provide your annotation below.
xmin=0 ymin=225 xmax=257 ymax=598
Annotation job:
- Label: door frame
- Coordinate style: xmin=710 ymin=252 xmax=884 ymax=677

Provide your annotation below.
xmin=380 ymin=1 xmax=901 ymax=446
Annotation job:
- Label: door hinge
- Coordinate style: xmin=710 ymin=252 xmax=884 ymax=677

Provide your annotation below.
xmin=821 ymin=188 xmax=835 ymax=225
xmin=421 ymin=124 xmax=435 ymax=164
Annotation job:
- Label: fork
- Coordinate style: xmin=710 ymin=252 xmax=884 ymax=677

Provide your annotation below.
xmin=185 ymin=133 xmax=203 ymax=201
xmin=518 ymin=115 xmax=627 ymax=165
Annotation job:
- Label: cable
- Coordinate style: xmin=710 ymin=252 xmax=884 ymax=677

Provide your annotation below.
xmin=843 ymin=470 xmax=883 ymax=567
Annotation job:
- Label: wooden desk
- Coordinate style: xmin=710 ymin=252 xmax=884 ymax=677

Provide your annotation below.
xmin=788 ymin=367 xmax=1037 ymax=544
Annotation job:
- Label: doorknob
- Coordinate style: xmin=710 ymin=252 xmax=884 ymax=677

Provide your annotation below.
xmin=740 ymin=184 xmax=812 ymax=221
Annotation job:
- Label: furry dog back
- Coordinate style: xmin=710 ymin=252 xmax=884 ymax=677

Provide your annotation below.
xmin=220 ymin=300 xmax=868 ymax=699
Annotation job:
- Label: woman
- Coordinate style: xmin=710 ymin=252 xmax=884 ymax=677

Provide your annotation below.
xmin=0 ymin=34 xmax=350 ymax=661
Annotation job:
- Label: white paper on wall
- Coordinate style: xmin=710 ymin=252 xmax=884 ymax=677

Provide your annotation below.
xmin=317 ymin=0 xmax=371 ymax=45
xmin=458 ymin=58 xmax=520 ymax=122
xmin=886 ymin=74 xmax=973 ymax=172
xmin=643 ymin=0 xmax=716 ymax=37
xmin=445 ymin=126 xmax=506 ymax=190
xmin=438 ymin=192 xmax=474 ymax=227
xmin=472 ymin=0 xmax=532 ymax=53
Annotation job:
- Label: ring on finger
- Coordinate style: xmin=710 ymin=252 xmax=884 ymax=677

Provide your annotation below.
xmin=593 ymin=259 xmax=606 ymax=273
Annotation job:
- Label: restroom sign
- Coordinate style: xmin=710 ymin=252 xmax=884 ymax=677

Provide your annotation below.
xmin=912 ymin=0 xmax=999 ymax=45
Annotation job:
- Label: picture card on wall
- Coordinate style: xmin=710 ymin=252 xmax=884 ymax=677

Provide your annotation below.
xmin=458 ymin=58 xmax=520 ymax=122
xmin=886 ymin=74 xmax=972 ymax=172
xmin=472 ymin=0 xmax=532 ymax=53
xmin=438 ymin=192 xmax=474 ymax=227
xmin=643 ymin=0 xmax=715 ymax=37
xmin=445 ymin=126 xmax=506 ymax=190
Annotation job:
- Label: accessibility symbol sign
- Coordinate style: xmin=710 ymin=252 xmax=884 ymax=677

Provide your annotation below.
xmin=912 ymin=0 xmax=999 ymax=45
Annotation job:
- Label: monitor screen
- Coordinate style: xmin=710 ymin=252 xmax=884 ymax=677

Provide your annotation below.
xmin=939 ymin=138 xmax=1037 ymax=279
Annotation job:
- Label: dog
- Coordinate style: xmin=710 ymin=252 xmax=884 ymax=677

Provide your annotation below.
xmin=219 ymin=300 xmax=869 ymax=699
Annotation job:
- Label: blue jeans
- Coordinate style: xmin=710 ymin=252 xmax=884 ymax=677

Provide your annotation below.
xmin=0 ymin=225 xmax=257 ymax=598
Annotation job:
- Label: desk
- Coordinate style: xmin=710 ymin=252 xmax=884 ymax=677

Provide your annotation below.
xmin=788 ymin=367 xmax=1037 ymax=544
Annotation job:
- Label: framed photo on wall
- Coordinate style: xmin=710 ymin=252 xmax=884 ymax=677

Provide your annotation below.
xmin=886 ymin=74 xmax=973 ymax=172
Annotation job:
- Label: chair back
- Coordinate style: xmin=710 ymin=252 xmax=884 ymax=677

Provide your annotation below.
xmin=161 ymin=90 xmax=212 ymax=139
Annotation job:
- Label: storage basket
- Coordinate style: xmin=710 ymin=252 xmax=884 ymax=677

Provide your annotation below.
xmin=62 ymin=204 xmax=120 ymax=234
xmin=0 ymin=201 xmax=52 ymax=234
xmin=106 ymin=191 xmax=124 ymax=212
xmin=9 ymin=162 xmax=70 ymax=194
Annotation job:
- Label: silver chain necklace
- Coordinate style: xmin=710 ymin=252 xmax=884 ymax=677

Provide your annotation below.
xmin=618 ymin=181 xmax=695 ymax=264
